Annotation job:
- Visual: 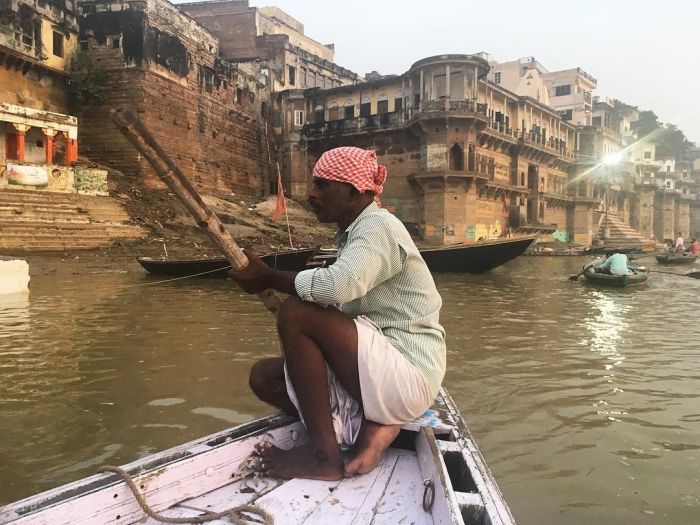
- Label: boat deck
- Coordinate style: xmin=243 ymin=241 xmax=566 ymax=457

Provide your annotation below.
xmin=0 ymin=391 xmax=512 ymax=525
xmin=142 ymin=447 xmax=432 ymax=524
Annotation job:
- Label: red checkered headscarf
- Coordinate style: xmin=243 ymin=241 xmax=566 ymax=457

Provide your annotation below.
xmin=312 ymin=147 xmax=387 ymax=201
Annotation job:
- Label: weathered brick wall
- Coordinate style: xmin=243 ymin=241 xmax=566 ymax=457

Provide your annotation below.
xmin=76 ymin=0 xmax=272 ymax=198
xmin=177 ymin=3 xmax=259 ymax=60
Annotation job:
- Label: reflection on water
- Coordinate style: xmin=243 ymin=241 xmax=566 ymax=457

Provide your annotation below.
xmin=0 ymin=255 xmax=699 ymax=524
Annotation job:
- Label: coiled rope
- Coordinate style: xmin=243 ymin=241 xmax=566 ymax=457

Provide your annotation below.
xmin=99 ymin=465 xmax=273 ymax=524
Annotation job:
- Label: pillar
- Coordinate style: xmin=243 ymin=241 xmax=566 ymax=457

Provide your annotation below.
xmin=43 ymin=128 xmax=56 ymax=165
xmin=12 ymin=123 xmax=29 ymax=161
xmin=445 ymin=64 xmax=450 ymax=101
xmin=65 ymin=138 xmax=78 ymax=165
xmin=419 ymin=70 xmax=424 ymax=108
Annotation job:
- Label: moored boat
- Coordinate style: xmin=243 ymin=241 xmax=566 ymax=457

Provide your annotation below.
xmin=583 ymin=262 xmax=649 ymax=287
xmin=137 ymin=247 xmax=317 ymax=278
xmin=0 ymin=388 xmax=515 ymax=525
xmin=419 ymin=236 xmax=537 ymax=273
xmin=307 ymin=236 xmax=537 ymax=273
xmin=654 ymin=253 xmax=697 ymax=265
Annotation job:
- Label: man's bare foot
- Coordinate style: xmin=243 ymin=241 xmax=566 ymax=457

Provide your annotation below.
xmin=259 ymin=443 xmax=344 ymax=480
xmin=344 ymin=420 xmax=401 ymax=477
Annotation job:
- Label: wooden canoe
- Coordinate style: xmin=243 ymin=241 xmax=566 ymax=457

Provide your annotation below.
xmin=137 ymin=248 xmax=317 ymax=278
xmin=307 ymin=237 xmax=537 ymax=274
xmin=583 ymin=262 xmax=649 ymax=287
xmin=0 ymin=388 xmax=515 ymax=525
xmin=654 ymin=253 xmax=697 ymax=265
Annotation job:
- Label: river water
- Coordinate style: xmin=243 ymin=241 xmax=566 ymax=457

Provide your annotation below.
xmin=0 ymin=254 xmax=698 ymax=524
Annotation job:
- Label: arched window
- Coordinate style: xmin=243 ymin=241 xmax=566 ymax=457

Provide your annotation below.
xmin=313 ymin=104 xmax=324 ymax=124
xmin=360 ymin=95 xmax=371 ymax=117
xmin=377 ymin=93 xmax=389 ymax=114
xmin=328 ymin=102 xmax=339 ymax=121
xmin=343 ymin=99 xmax=354 ymax=119
xmin=394 ymin=90 xmax=404 ymax=113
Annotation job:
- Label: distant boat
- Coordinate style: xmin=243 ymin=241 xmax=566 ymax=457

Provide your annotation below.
xmin=0 ymin=388 xmax=516 ymax=525
xmin=137 ymin=247 xmax=317 ymax=278
xmin=655 ymin=253 xmax=697 ymax=265
xmin=583 ymin=262 xmax=649 ymax=287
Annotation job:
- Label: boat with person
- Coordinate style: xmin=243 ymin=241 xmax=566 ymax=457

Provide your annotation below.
xmin=137 ymin=247 xmax=317 ymax=278
xmin=307 ymin=236 xmax=537 ymax=273
xmin=583 ymin=261 xmax=649 ymax=287
xmin=0 ymin=388 xmax=515 ymax=525
xmin=654 ymin=253 xmax=697 ymax=265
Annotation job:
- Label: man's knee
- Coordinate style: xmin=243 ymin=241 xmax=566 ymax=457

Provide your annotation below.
xmin=277 ymin=295 xmax=309 ymax=332
xmin=249 ymin=358 xmax=283 ymax=396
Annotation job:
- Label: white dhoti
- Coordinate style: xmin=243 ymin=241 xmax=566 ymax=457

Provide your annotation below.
xmin=285 ymin=316 xmax=433 ymax=449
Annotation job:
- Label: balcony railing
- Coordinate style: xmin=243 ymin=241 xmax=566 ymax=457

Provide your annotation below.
xmin=517 ymin=130 xmax=575 ymax=159
xmin=302 ymin=111 xmax=402 ymax=137
xmin=418 ymin=98 xmax=487 ymax=116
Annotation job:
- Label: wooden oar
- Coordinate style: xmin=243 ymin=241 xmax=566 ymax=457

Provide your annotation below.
xmin=645 ymin=268 xmax=700 ymax=279
xmin=111 ymin=108 xmax=282 ymax=315
xmin=569 ymin=260 xmax=598 ymax=281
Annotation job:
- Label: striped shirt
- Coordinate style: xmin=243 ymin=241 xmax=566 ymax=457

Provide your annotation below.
xmin=294 ymin=202 xmax=446 ymax=394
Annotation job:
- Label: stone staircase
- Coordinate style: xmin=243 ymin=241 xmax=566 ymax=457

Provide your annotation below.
xmin=0 ymin=188 xmax=147 ymax=252
xmin=593 ymin=213 xmax=646 ymax=248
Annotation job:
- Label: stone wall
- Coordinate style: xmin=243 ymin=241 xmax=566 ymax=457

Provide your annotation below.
xmin=77 ymin=0 xmax=273 ymax=198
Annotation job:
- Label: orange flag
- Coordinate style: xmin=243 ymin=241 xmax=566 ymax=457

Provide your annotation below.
xmin=272 ymin=168 xmax=287 ymax=221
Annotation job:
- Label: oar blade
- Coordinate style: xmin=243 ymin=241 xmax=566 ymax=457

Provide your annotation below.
xmin=686 ymin=271 xmax=700 ymax=279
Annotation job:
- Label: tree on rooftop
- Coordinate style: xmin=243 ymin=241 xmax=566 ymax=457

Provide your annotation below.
xmin=633 ymin=109 xmax=695 ymax=159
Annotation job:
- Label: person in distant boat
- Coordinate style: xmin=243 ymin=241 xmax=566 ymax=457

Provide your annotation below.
xmin=689 ymin=238 xmax=699 ymax=256
xmin=229 ymin=147 xmax=446 ymax=481
xmin=593 ymin=252 xmax=631 ymax=275
xmin=675 ymin=231 xmax=685 ymax=253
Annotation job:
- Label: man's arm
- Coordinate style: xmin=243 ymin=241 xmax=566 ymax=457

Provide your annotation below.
xmin=229 ymin=249 xmax=298 ymax=295
xmin=295 ymin=226 xmax=404 ymax=306
xmin=595 ymin=257 xmax=612 ymax=270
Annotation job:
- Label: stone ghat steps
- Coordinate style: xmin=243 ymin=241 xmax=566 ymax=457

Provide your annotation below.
xmin=0 ymin=203 xmax=128 ymax=224
xmin=595 ymin=214 xmax=646 ymax=245
xmin=0 ymin=223 xmax=145 ymax=251
xmin=0 ymin=189 xmax=147 ymax=252
xmin=0 ymin=190 xmax=131 ymax=223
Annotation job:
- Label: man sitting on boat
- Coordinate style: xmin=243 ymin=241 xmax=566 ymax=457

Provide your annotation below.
xmin=592 ymin=252 xmax=632 ymax=275
xmin=230 ymin=147 xmax=446 ymax=481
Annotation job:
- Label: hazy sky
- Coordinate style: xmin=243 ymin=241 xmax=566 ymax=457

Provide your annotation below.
xmin=241 ymin=0 xmax=699 ymax=144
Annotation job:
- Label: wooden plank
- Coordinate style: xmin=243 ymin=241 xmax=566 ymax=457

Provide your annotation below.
xmin=416 ymin=427 xmax=464 ymax=525
xmin=254 ymin=477 xmax=342 ymax=523
xmin=439 ymin=390 xmax=515 ymax=525
xmin=3 ymin=421 xmax=304 ymax=525
xmin=140 ymin=479 xmax=263 ymax=525
xmin=301 ymin=449 xmax=401 ymax=524
xmin=454 ymin=492 xmax=486 ymax=525
xmin=454 ymin=492 xmax=483 ymax=508
xmin=364 ymin=453 xmax=433 ymax=525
